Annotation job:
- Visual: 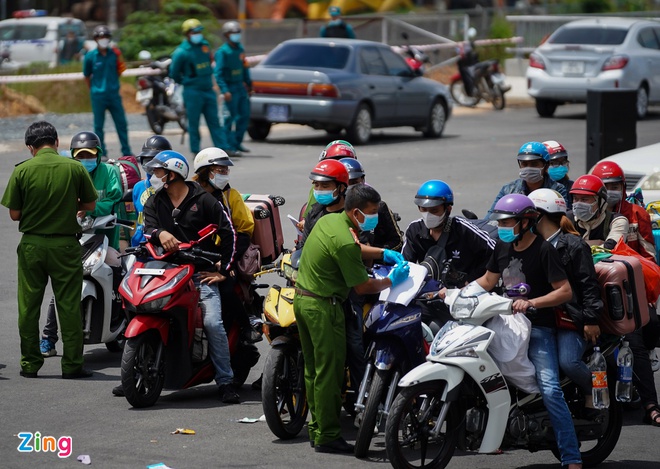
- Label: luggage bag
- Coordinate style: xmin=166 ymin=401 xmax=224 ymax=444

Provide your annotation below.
xmin=595 ymin=254 xmax=650 ymax=335
xmin=243 ymin=194 xmax=285 ymax=264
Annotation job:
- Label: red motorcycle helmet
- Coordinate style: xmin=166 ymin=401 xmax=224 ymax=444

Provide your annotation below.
xmin=590 ymin=161 xmax=626 ymax=186
xmin=542 ymin=140 xmax=569 ymax=161
xmin=570 ymin=174 xmax=607 ymax=200
xmin=319 ymin=140 xmax=357 ymax=161
xmin=309 ymin=159 xmax=349 ymax=187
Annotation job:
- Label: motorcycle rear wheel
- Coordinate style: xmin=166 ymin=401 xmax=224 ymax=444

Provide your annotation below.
xmin=355 ymin=368 xmax=389 ymax=458
xmin=491 ymin=85 xmax=506 ymax=110
xmin=261 ymin=344 xmax=308 ymax=439
xmin=385 ymin=381 xmax=458 ymax=469
xmin=121 ymin=330 xmax=165 ymax=408
xmin=551 ymin=401 xmax=623 ymax=467
xmin=449 ymin=79 xmax=480 ymax=107
xmin=146 ymin=105 xmax=165 ymax=135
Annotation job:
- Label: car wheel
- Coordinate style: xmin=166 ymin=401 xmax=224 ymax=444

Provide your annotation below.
xmin=346 ymin=104 xmax=372 ymax=145
xmin=535 ymin=98 xmax=557 ymax=118
xmin=247 ymin=119 xmax=271 ymax=141
xmin=422 ymin=100 xmax=446 ymax=138
xmin=636 ymin=85 xmax=649 ymax=120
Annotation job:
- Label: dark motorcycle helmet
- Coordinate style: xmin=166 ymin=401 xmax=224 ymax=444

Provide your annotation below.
xmin=70 ymin=131 xmax=102 ymax=154
xmin=138 ymin=135 xmax=172 ymax=164
xmin=93 ymin=25 xmax=112 ymax=39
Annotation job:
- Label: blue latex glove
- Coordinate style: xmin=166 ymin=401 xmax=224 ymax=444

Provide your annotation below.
xmin=388 ymin=262 xmax=410 ymax=287
xmin=383 ymin=249 xmax=405 ymax=266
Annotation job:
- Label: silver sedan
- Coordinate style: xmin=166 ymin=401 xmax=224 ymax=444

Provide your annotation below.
xmin=248 ymin=38 xmax=452 ymax=145
xmin=526 ymin=17 xmax=660 ymax=119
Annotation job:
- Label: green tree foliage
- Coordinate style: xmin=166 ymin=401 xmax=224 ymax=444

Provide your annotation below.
xmin=119 ymin=1 xmax=221 ymax=60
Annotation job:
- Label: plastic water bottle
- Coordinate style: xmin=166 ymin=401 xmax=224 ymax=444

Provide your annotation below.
xmin=615 ymin=341 xmax=634 ymax=402
xmin=589 ymin=346 xmax=610 ymax=409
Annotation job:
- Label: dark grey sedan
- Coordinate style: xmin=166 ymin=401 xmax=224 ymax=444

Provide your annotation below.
xmin=248 ymin=38 xmax=453 ymax=144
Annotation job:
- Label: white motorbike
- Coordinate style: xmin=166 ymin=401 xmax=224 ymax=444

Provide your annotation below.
xmin=47 ymin=215 xmax=135 ymax=352
xmin=384 ymin=282 xmax=622 ymax=469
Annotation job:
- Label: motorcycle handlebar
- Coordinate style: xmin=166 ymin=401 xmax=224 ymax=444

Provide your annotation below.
xmin=190 ymin=248 xmax=222 ymax=262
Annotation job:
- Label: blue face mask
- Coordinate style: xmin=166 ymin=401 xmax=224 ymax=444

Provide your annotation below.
xmin=229 ymin=33 xmax=241 ymax=43
xmin=314 ymin=189 xmax=337 ymax=206
xmin=80 ymin=159 xmax=98 ymax=173
xmin=190 ymin=33 xmax=203 ymax=44
xmin=357 ymin=209 xmax=379 ymax=232
xmin=497 ymin=222 xmax=519 ymax=243
xmin=548 ymin=164 xmax=569 ymax=181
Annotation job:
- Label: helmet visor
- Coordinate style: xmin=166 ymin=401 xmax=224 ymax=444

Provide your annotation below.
xmin=310 ymin=172 xmax=335 ymax=182
xmin=489 ymin=210 xmax=516 ymax=221
xmin=414 ymin=196 xmax=445 ymax=208
xmin=208 ymin=156 xmax=234 ymax=167
xmin=144 ymin=158 xmax=168 ymax=172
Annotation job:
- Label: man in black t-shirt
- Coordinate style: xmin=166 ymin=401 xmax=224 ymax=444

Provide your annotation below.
xmin=474 ymin=193 xmax=581 ymax=469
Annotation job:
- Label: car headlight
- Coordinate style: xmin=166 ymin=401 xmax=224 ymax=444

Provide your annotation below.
xmin=82 ymin=246 xmax=104 ymax=275
xmin=641 ymin=171 xmax=660 ymax=191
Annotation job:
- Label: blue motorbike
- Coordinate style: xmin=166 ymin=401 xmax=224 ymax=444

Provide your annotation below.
xmin=353 ymin=264 xmax=443 ymax=458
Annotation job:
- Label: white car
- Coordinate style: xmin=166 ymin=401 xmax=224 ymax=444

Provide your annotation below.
xmin=598 ymin=142 xmax=660 ymax=204
xmin=527 ymin=17 xmax=660 ymax=119
xmin=0 ymin=16 xmax=87 ymax=67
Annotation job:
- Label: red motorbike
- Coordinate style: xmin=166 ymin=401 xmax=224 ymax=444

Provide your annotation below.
xmin=118 ymin=225 xmax=259 ymax=408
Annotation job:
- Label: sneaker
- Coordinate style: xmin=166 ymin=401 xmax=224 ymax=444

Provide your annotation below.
xmin=40 ymin=338 xmax=57 ymax=357
xmin=112 ymin=384 xmax=125 ymax=397
xmin=651 ymin=349 xmax=660 ymax=373
xmin=227 ymin=150 xmax=242 ymax=158
xmin=237 ymin=145 xmax=251 ymax=153
xmin=219 ymin=384 xmax=240 ymax=404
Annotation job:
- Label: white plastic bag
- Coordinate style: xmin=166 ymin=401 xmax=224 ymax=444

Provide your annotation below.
xmin=485 ymin=313 xmax=540 ymax=394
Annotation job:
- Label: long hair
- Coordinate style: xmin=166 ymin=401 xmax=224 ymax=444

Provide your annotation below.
xmin=548 ymin=212 xmax=579 ymax=235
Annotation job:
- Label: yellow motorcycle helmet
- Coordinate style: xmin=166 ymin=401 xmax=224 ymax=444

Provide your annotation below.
xmin=182 ymin=18 xmax=203 ymax=34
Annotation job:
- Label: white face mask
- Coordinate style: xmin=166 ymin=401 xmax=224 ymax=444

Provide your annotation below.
xmin=519 ymin=167 xmax=544 ymax=184
xmin=421 ymin=211 xmax=446 ymax=229
xmin=209 ymin=174 xmax=229 ymax=190
xmin=150 ymin=174 xmax=166 ymax=192
xmin=97 ymin=38 xmax=110 ymax=49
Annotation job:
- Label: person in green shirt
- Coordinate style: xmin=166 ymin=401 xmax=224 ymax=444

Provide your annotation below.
xmin=1 ymin=121 xmax=97 ymax=379
xmin=39 ymin=130 xmax=123 ymax=358
xmin=294 ymin=184 xmax=409 ymax=453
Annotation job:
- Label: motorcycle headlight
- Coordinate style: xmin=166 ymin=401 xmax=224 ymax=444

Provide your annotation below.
xmin=430 ymin=320 xmax=459 ymax=357
xmin=447 ymin=347 xmax=479 ymax=358
xmin=143 ymin=266 xmax=191 ymax=301
xmin=283 ymin=264 xmax=297 ymax=283
xmin=451 ymin=295 xmax=479 ymax=319
xmin=82 ymin=245 xmax=104 ymax=275
xmin=139 ymin=295 xmax=172 ymax=313
xmin=120 ymin=265 xmax=135 ymax=299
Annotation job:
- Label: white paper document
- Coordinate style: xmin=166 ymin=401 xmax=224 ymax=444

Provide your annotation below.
xmin=378 ymin=262 xmax=428 ymax=306
xmin=288 ymin=214 xmax=303 ymax=236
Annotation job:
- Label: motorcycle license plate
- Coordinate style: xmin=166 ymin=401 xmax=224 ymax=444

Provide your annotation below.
xmin=136 ymin=88 xmax=153 ymax=103
xmin=134 ymin=268 xmax=165 ymax=276
xmin=266 ymin=104 xmax=290 ymax=122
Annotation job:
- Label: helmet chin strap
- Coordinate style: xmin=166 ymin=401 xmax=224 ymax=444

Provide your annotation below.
xmin=513 ymin=219 xmax=533 ymax=246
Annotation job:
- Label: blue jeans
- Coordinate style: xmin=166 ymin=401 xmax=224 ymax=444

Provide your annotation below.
xmin=194 ymin=278 xmax=233 ymax=386
xmin=528 ymin=326 xmax=581 ymax=466
xmin=557 ymin=328 xmax=591 ymax=394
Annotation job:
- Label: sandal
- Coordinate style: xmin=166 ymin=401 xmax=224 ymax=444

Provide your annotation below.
xmin=643 ymin=404 xmax=660 ymax=427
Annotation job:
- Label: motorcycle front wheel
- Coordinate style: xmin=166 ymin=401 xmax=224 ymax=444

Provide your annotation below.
xmin=261 ymin=344 xmax=308 ymax=439
xmin=146 ymin=105 xmax=165 ymax=135
xmin=121 ymin=330 xmax=165 ymax=408
xmin=354 ymin=368 xmax=390 ymax=458
xmin=449 ymin=79 xmax=480 ymax=107
xmin=385 ymin=381 xmax=458 ymax=469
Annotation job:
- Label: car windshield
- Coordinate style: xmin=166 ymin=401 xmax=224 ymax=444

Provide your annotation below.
xmin=263 ymin=44 xmax=350 ymax=69
xmin=549 ymin=27 xmax=629 ymax=45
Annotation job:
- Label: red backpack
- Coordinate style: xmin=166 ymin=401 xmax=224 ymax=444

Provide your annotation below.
xmin=108 ymin=156 xmax=141 ymax=194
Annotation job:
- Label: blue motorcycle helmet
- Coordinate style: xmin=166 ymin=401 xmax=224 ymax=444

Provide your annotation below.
xmin=340 ymin=157 xmax=365 ymax=181
xmin=414 ymin=180 xmax=454 ymax=208
xmin=517 ymin=141 xmax=550 ymax=162
xmin=145 ymin=150 xmax=190 ymax=179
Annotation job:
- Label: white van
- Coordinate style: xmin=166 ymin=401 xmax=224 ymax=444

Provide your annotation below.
xmin=0 ymin=16 xmax=87 ymax=68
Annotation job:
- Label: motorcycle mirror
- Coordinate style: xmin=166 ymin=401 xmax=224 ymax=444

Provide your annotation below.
xmin=197 ymin=224 xmax=218 ymax=241
xmin=461 ymin=209 xmax=478 ymax=220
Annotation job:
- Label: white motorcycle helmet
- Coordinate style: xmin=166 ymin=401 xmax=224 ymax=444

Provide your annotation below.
xmin=193 ymin=147 xmax=234 ymax=174
xmin=528 ymin=188 xmax=567 ymax=215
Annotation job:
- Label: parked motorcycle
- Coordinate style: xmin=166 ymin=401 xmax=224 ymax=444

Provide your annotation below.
xmin=46 ymin=214 xmax=134 ymax=352
xmin=401 ymin=32 xmax=431 ymax=75
xmin=135 ymin=52 xmax=187 ymax=135
xmin=118 ymin=225 xmax=259 ymax=408
xmin=450 ymin=42 xmax=510 ymax=110
xmin=384 ymin=282 xmax=622 ymax=469
xmin=353 ymin=264 xmax=439 ymax=458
